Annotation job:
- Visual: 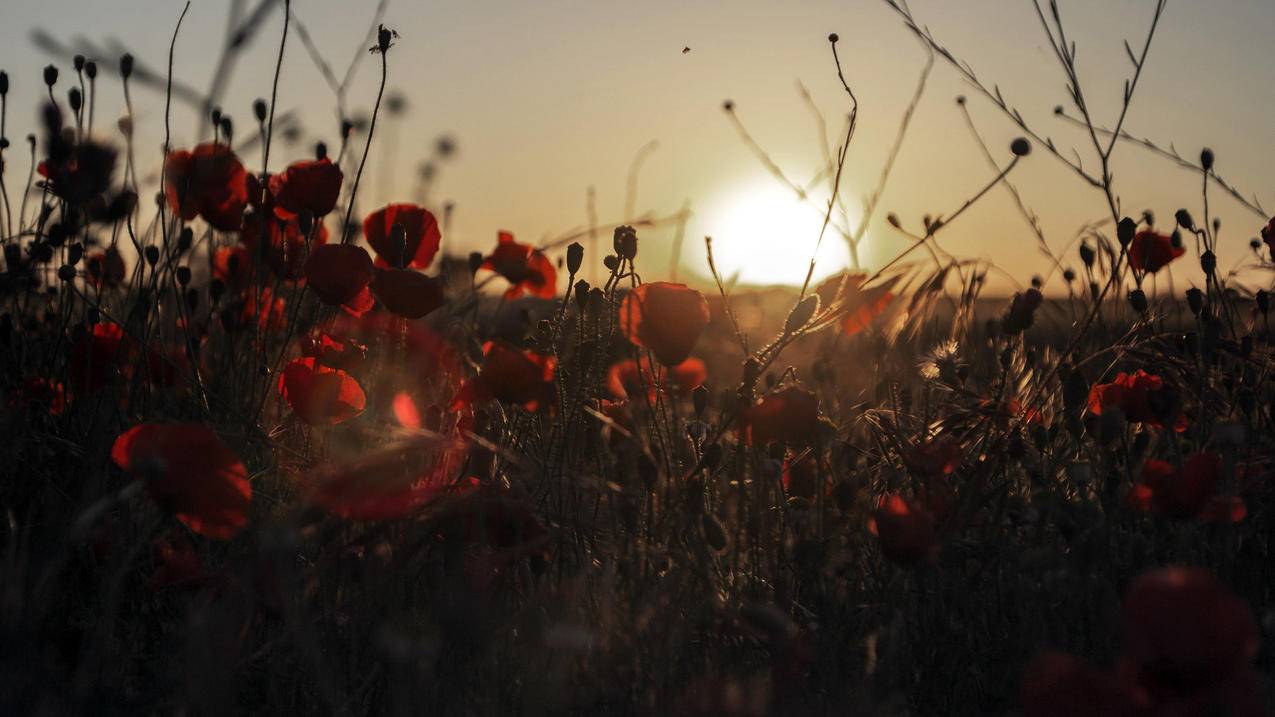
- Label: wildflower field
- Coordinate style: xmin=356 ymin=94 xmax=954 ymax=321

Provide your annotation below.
xmin=2 ymin=1 xmax=1274 ymax=714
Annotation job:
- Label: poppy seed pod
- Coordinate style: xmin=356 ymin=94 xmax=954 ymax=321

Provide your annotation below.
xmin=68 ymin=88 xmax=82 ymax=112
xmin=57 ymin=265 xmax=76 ymax=282
xmin=603 ymin=254 xmax=619 ymax=272
xmin=1175 ymin=209 xmax=1195 ymax=231
xmin=1200 ymin=147 xmax=1215 ymax=171
xmin=175 ymin=266 xmax=191 ymax=286
xmin=613 ymin=225 xmax=637 ymax=260
xmin=1200 ymin=251 xmax=1217 ymax=275
xmin=252 ymin=99 xmax=268 ymax=123
xmin=144 ymin=245 xmax=160 ymax=267
xmin=574 ymin=279 xmax=590 ymax=311
xmin=1128 ymin=289 xmax=1148 ymax=314
xmin=1185 ymin=287 xmax=1204 ymax=315
xmin=1010 ymin=137 xmax=1032 ymax=157
xmin=43 ymin=65 xmax=58 ymax=87
xmin=1117 ymin=217 xmax=1137 ymax=246
xmin=73 ymin=55 xmax=85 ymax=73
xmin=566 ymin=241 xmax=584 ymax=275
xmin=85 ymin=61 xmax=97 ymax=80
xmin=176 ymin=227 xmax=193 ymax=254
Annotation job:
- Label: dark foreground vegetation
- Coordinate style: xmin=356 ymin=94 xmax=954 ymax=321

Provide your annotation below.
xmin=2 ymin=1 xmax=1274 ymax=714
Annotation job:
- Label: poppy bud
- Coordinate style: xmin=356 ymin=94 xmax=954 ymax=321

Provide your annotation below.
xmin=68 ymin=88 xmax=81 ymax=112
xmin=175 ymin=265 xmax=191 ymax=286
xmin=1251 ymin=238 xmax=1262 ymax=252
xmin=603 ymin=254 xmax=619 ymax=272
xmin=702 ymin=513 xmax=727 ymax=552
xmin=1175 ymin=209 xmax=1195 ymax=231
xmin=57 ymin=264 xmax=75 ymax=282
xmin=33 ymin=243 xmax=53 ymax=264
xmin=1200 ymin=147 xmax=1214 ymax=171
xmin=692 ymin=384 xmax=709 ymax=415
xmin=73 ymin=55 xmax=85 ymax=73
xmin=1031 ymin=275 xmax=1043 ymax=289
xmin=1185 ymin=287 xmax=1203 ymax=315
xmin=66 ymin=243 xmax=83 ymax=265
xmin=783 ymin=295 xmax=819 ymax=335
xmin=144 ymin=245 xmax=160 ymax=266
xmin=1257 ymin=290 xmax=1269 ymax=315
xmin=176 ymin=227 xmax=193 ymax=254
xmin=574 ymin=279 xmax=590 ymax=311
xmin=253 ymin=99 xmax=268 ymax=123
xmin=1062 ymin=268 xmax=1076 ymax=283
xmin=566 ymin=241 xmax=584 ymax=275
xmin=1010 ymin=137 xmax=1031 ymax=157
xmin=722 ymin=99 xmax=735 ymax=112
xmin=956 ymin=95 xmax=966 ymax=105
xmin=185 ymin=288 xmax=199 ymax=311
xmin=119 ymin=53 xmax=134 ymax=79
xmin=1117 ymin=217 xmax=1136 ymax=246
xmin=43 ymin=65 xmax=58 ymax=87
xmin=1128 ymin=289 xmax=1148 ymax=314
xmin=467 ymin=251 xmax=483 ymax=275
xmin=0 ymin=72 xmax=8 ymax=95
xmin=315 ymin=142 xmax=327 ymax=160
xmin=887 ymin=212 xmax=901 ymax=228
xmin=1079 ymin=242 xmax=1095 ymax=267
xmin=587 ymin=287 xmax=605 ymax=313
xmin=85 ymin=61 xmax=97 ymax=80
xmin=1200 ymin=251 xmax=1216 ymax=275
xmin=827 ymin=32 xmax=839 ymax=43
xmin=613 ymin=226 xmax=637 ymax=260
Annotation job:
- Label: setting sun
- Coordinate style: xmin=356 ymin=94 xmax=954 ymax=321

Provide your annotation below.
xmin=699 ymin=182 xmax=853 ymax=287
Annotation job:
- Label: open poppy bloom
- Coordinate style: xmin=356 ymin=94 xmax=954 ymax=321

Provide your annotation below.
xmin=305 ymin=436 xmax=472 ymax=520
xmin=1128 ymin=452 xmax=1242 ymax=522
xmin=480 ymin=231 xmax=557 ymax=299
xmin=278 ymin=357 xmax=366 ymax=425
xmin=242 ymin=210 xmax=330 ymax=280
xmin=1121 ymin=567 xmax=1260 ymax=707
xmin=606 ymin=356 xmax=706 ymax=400
xmin=69 ymin=322 xmax=131 ymax=394
xmin=1128 ymin=230 xmax=1185 ymax=273
xmin=363 ymin=203 xmax=442 ymax=269
xmin=111 ymin=423 xmax=251 ymax=539
xmin=741 ymin=386 xmax=821 ymax=445
xmin=164 ymin=143 xmax=249 ymax=231
xmin=816 ymin=272 xmax=896 ymax=335
xmin=451 ymin=340 xmax=555 ymax=412
xmin=868 ymin=493 xmax=937 ymax=565
xmin=268 ymin=157 xmax=343 ymax=218
xmin=370 ymin=267 xmax=446 ymax=318
xmin=618 ymin=282 xmax=710 ymax=366
xmin=85 ymin=248 xmax=127 ymax=290
xmin=304 ymin=244 xmax=375 ymax=307
xmin=1087 ymin=370 xmax=1185 ymax=430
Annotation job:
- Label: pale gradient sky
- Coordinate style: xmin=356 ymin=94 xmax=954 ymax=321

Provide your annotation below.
xmin=2 ymin=1 xmax=1272 ymax=292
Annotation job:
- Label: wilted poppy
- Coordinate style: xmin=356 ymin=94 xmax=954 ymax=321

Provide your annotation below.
xmin=451 ymin=340 xmax=555 ymax=412
xmin=305 ymin=436 xmax=471 ymax=520
xmin=868 ymin=493 xmax=937 ymax=565
xmin=1128 ymin=230 xmax=1185 ymax=274
xmin=85 ymin=248 xmax=127 ymax=290
xmin=618 ymin=282 xmax=710 ymax=366
xmin=480 ymin=231 xmax=557 ymax=299
xmin=363 ymin=203 xmax=442 ymax=269
xmin=69 ymin=322 xmax=130 ymax=394
xmin=164 ymin=143 xmax=249 ymax=231
xmin=111 ymin=423 xmax=251 ymax=539
xmin=816 ymin=272 xmax=895 ymax=335
xmin=370 ymin=267 xmax=446 ymax=318
xmin=1121 ymin=567 xmax=1258 ymax=696
xmin=606 ymin=356 xmax=706 ymax=400
xmin=269 ymin=157 xmax=343 ymax=218
xmin=278 ymin=357 xmax=366 ymax=425
xmin=741 ymin=386 xmax=821 ymax=445
xmin=1088 ymin=370 xmax=1184 ymax=429
xmin=304 ymin=244 xmax=374 ymax=307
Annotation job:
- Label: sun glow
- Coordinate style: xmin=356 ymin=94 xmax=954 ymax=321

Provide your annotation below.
xmin=698 ymin=182 xmax=854 ymax=287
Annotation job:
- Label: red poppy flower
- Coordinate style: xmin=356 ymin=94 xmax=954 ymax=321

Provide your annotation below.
xmin=1021 ymin=652 xmax=1146 ymax=717
xmin=111 ymin=423 xmax=251 ymax=539
xmin=370 ymin=267 xmax=446 ymax=318
xmin=213 ymin=245 xmax=252 ymax=291
xmin=9 ymin=376 xmax=68 ymax=416
xmin=1121 ymin=567 xmax=1258 ymax=696
xmin=85 ymin=248 xmax=126 ymax=290
xmin=69 ymin=322 xmax=130 ymax=394
xmin=1128 ymin=230 xmax=1185 ymax=274
xmin=278 ymin=357 xmax=366 ymax=425
xmin=606 ymin=356 xmax=707 ymax=399
xmin=164 ymin=143 xmax=249 ymax=231
xmin=816 ymin=272 xmax=896 ymax=335
xmin=904 ymin=437 xmax=962 ymax=480
xmin=451 ymin=340 xmax=555 ymax=412
xmin=868 ymin=493 xmax=937 ymax=565
xmin=741 ymin=386 xmax=821 ymax=445
xmin=242 ymin=210 xmax=330 ymax=280
xmin=618 ymin=282 xmax=710 ymax=366
xmin=38 ymin=141 xmax=118 ymax=205
xmin=300 ymin=332 xmax=367 ymax=373
xmin=480 ymin=231 xmax=556 ymax=299
xmin=268 ymin=157 xmax=343 ymax=218
xmin=1129 ymin=452 xmax=1240 ymax=522
xmin=362 ymin=203 xmax=442 ymax=269
xmin=1087 ymin=370 xmax=1184 ymax=429
xmin=305 ymin=437 xmax=472 ymax=520
xmin=304 ymin=244 xmax=374 ymax=307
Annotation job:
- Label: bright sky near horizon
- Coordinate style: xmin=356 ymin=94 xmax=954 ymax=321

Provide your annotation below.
xmin=1 ymin=1 xmax=1272 ymax=292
